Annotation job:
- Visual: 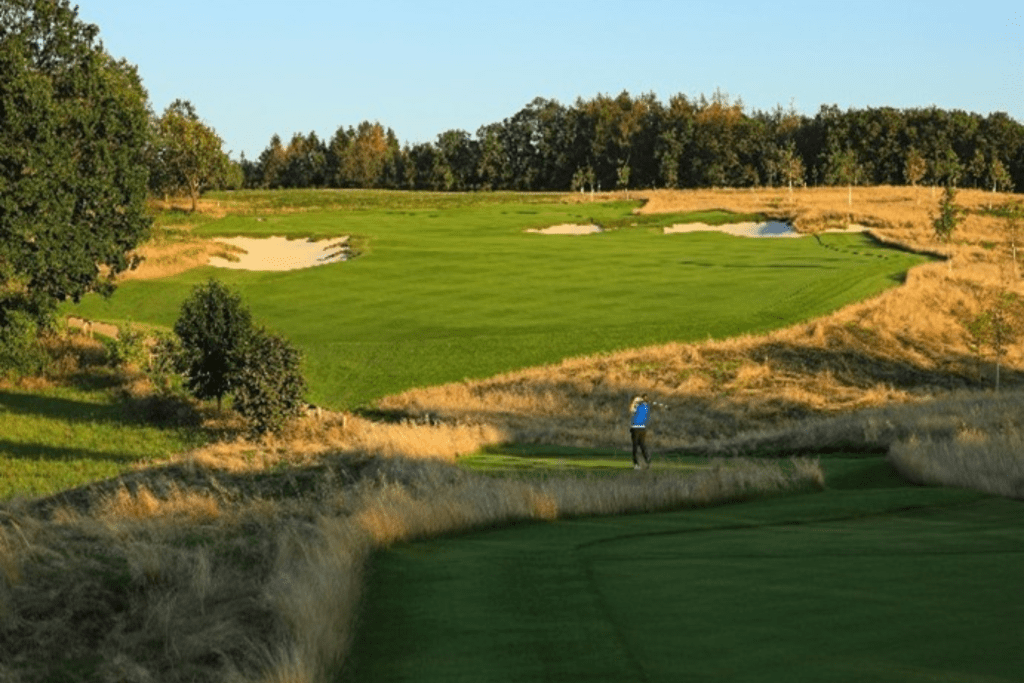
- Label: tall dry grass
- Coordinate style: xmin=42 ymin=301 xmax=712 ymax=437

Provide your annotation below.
xmin=889 ymin=431 xmax=1024 ymax=499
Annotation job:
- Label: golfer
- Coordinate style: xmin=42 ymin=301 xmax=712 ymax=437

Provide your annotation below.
xmin=629 ymin=393 xmax=652 ymax=469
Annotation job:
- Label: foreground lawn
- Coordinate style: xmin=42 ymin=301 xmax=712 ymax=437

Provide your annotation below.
xmin=342 ymin=456 xmax=1023 ymax=682
xmin=68 ymin=195 xmax=927 ymax=409
xmin=0 ymin=385 xmax=203 ymax=499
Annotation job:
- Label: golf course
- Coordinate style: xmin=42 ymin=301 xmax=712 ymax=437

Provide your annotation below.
xmin=5 ymin=4 xmax=1024 ymax=680
xmin=2 ymin=188 xmax=1022 ymax=682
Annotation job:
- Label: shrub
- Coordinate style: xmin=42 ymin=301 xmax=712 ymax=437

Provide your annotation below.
xmin=173 ymin=279 xmax=252 ymax=410
xmin=232 ymin=327 xmax=307 ymax=437
xmin=147 ymin=331 xmax=184 ymax=393
xmin=106 ymin=319 xmax=148 ymax=370
xmin=0 ymin=308 xmax=46 ymax=379
xmin=170 ymin=280 xmax=307 ymax=436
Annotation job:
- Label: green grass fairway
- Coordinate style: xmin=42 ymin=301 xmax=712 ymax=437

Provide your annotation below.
xmin=342 ymin=458 xmax=1023 ymax=682
xmin=68 ymin=195 xmax=927 ymax=409
xmin=459 ymin=443 xmax=710 ymax=474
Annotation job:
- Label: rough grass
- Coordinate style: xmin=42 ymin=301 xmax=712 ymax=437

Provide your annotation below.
xmin=889 ymin=430 xmax=1024 ymax=499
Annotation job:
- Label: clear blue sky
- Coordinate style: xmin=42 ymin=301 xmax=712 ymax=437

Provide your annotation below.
xmin=77 ymin=0 xmax=1022 ymax=161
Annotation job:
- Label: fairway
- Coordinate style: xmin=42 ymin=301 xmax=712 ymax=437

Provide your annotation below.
xmin=342 ymin=458 xmax=1023 ymax=682
xmin=68 ymin=198 xmax=927 ymax=409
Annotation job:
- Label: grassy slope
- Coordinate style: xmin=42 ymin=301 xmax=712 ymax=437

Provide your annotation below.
xmin=67 ymin=199 xmax=926 ymax=409
xmin=342 ymin=456 xmax=1023 ymax=682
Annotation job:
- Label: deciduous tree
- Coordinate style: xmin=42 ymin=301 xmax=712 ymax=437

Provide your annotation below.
xmin=0 ymin=0 xmax=151 ymax=318
xmin=932 ymin=184 xmax=965 ymax=272
xmin=152 ymin=99 xmax=230 ymax=211
xmin=965 ymin=291 xmax=1019 ymax=390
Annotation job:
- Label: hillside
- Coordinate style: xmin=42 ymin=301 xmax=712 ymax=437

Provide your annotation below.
xmin=379 ymin=186 xmax=1024 ymax=452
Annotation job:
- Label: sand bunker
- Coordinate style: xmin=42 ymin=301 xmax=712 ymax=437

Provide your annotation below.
xmin=208 ymin=236 xmax=350 ymax=271
xmin=664 ymin=221 xmax=800 ymax=238
xmin=664 ymin=222 xmax=871 ymax=238
xmin=526 ymin=224 xmax=603 ymax=235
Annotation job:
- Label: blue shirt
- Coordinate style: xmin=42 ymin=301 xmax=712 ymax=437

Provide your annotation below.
xmin=631 ymin=402 xmax=649 ymax=429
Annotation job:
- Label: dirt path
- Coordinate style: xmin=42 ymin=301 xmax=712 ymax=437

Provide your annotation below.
xmin=66 ymin=316 xmax=120 ymax=339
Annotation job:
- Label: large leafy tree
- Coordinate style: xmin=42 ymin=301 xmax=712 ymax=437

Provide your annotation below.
xmin=0 ymin=0 xmax=151 ymax=318
xmin=151 ymin=99 xmax=230 ymax=211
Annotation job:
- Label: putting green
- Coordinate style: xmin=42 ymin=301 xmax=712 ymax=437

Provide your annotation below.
xmin=341 ymin=458 xmax=1023 ymax=682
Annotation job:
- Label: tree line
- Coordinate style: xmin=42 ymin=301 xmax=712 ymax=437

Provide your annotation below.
xmin=236 ymin=91 xmax=1024 ymax=194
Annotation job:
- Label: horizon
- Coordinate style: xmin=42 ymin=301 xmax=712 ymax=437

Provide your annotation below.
xmin=76 ymin=0 xmax=1023 ymax=161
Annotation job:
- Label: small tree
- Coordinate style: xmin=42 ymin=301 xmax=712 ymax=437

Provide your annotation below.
xmin=1003 ymin=202 xmax=1024 ymax=279
xmin=172 ymin=279 xmax=307 ymax=435
xmin=988 ymin=158 xmax=1013 ymax=195
xmin=152 ymin=100 xmax=230 ymax=211
xmin=965 ymin=291 xmax=1019 ymax=390
xmin=173 ymin=279 xmax=253 ymax=410
xmin=825 ymin=148 xmax=862 ymax=207
xmin=232 ymin=327 xmax=307 ymax=437
xmin=932 ymin=185 xmax=965 ymax=272
xmin=780 ymin=144 xmax=805 ymax=196
xmin=616 ymin=162 xmax=631 ymax=199
xmin=904 ymin=148 xmax=927 ymax=203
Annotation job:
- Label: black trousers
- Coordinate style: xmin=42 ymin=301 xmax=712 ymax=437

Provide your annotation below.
xmin=630 ymin=427 xmax=649 ymax=466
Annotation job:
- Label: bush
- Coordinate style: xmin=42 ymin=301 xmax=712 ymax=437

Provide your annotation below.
xmin=170 ymin=279 xmax=307 ymax=436
xmin=106 ymin=320 xmax=148 ymax=370
xmin=232 ymin=327 xmax=308 ymax=437
xmin=0 ymin=309 xmax=46 ymax=379
xmin=173 ymin=279 xmax=253 ymax=409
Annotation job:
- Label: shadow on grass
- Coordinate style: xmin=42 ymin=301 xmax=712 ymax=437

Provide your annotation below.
xmin=746 ymin=340 xmax=1023 ymax=392
xmin=0 ymin=438 xmax=139 ymax=464
xmin=0 ymin=389 xmax=121 ymax=425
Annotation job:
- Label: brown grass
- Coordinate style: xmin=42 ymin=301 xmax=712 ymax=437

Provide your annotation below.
xmin=889 ymin=430 xmax=1024 ymax=499
xmin=120 ymin=231 xmax=240 ymax=282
